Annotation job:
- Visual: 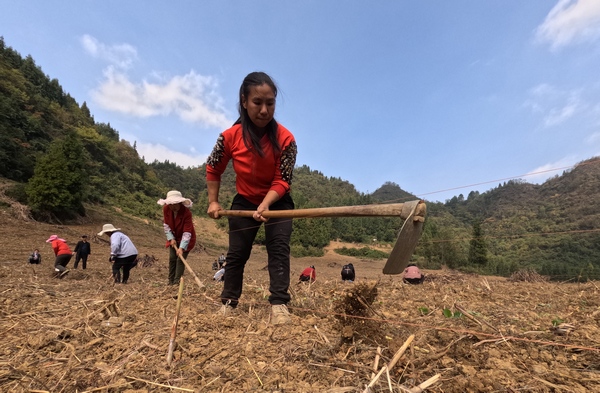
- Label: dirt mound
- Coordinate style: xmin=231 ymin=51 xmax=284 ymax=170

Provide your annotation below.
xmin=508 ymin=268 xmax=549 ymax=283
xmin=1 ymin=209 xmax=600 ymax=392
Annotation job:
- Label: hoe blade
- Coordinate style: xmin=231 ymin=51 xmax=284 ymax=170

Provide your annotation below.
xmin=383 ymin=205 xmax=425 ymax=275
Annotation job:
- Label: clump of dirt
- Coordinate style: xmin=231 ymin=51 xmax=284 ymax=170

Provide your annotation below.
xmin=136 ymin=254 xmax=158 ymax=268
xmin=508 ymin=268 xmax=549 ymax=282
xmin=334 ymin=281 xmax=385 ymax=345
xmin=336 ymin=280 xmax=378 ymax=318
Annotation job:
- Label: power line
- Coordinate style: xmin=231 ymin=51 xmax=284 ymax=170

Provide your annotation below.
xmin=415 ymin=157 xmax=600 ymax=199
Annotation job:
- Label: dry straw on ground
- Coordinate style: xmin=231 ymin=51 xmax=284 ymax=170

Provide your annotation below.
xmin=1 ymin=211 xmax=600 ymax=392
xmin=508 ymin=268 xmax=549 ymax=283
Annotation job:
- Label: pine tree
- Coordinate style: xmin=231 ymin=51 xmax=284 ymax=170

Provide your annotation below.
xmin=468 ymin=220 xmax=488 ymax=266
xmin=26 ymin=132 xmax=87 ymax=219
xmin=81 ymin=101 xmax=93 ymax=123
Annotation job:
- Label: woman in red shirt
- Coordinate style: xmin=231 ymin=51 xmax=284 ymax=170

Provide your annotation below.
xmin=46 ymin=234 xmax=73 ymax=278
xmin=206 ymin=72 xmax=297 ymax=325
xmin=299 ymin=266 xmax=316 ymax=282
xmin=157 ymin=190 xmax=197 ymax=285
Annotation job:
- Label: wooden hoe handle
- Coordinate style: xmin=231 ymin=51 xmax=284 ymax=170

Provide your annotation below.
xmin=218 ymin=200 xmax=425 ymax=220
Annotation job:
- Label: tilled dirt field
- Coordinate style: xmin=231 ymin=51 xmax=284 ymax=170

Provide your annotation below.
xmin=1 ymin=208 xmax=600 ymax=392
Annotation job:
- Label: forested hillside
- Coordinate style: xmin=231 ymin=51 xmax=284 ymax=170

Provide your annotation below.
xmin=1 ymin=37 xmax=164 ymax=220
xmin=421 ymin=158 xmax=600 ymax=279
xmin=2 ymin=37 xmax=600 ymax=279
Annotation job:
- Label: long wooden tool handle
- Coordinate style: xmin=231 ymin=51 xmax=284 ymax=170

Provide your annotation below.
xmin=166 ymin=276 xmax=184 ymax=366
xmin=218 ymin=200 xmax=423 ymax=219
xmin=174 ymin=246 xmax=204 ymax=289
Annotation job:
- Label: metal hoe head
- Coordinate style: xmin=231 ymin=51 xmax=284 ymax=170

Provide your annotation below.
xmin=382 ymin=200 xmax=426 ymax=275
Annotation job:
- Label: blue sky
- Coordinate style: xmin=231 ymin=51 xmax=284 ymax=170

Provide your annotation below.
xmin=2 ymin=1 xmax=600 ymax=202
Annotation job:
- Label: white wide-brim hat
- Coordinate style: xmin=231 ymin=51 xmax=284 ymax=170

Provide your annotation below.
xmin=98 ymin=223 xmax=121 ymax=236
xmin=157 ymin=190 xmax=193 ymax=207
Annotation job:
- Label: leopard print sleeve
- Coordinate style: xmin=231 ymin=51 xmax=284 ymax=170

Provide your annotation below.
xmin=206 ymin=134 xmax=225 ymax=168
xmin=280 ymin=140 xmax=297 ymax=185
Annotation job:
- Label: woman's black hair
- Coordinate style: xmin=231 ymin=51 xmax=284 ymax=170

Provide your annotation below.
xmin=234 ymin=71 xmax=280 ymax=157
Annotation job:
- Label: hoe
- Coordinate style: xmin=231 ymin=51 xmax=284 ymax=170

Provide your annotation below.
xmin=219 ymin=200 xmax=426 ymax=274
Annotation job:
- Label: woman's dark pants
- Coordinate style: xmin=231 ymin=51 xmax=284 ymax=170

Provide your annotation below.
xmin=168 ymin=247 xmax=189 ymax=285
xmin=54 ymin=254 xmax=72 ymax=273
xmin=221 ymin=194 xmax=293 ymax=307
xmin=74 ymin=253 xmax=89 ymax=269
xmin=113 ymin=255 xmax=137 ymax=283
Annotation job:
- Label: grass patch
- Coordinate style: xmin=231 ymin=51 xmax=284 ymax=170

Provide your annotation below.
xmin=334 ymin=246 xmax=388 ymax=259
xmin=291 ymin=245 xmax=325 ymax=258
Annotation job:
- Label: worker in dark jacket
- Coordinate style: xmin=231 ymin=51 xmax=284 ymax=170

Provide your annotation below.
xmin=341 ymin=263 xmax=355 ymax=282
xmin=73 ymin=235 xmax=91 ymax=269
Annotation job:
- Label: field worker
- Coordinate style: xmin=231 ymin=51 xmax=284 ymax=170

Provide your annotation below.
xmin=73 ymin=235 xmax=91 ymax=269
xmin=29 ymin=249 xmax=42 ymax=264
xmin=206 ymin=71 xmax=297 ymax=325
xmin=299 ymin=266 xmax=316 ymax=282
xmin=46 ymin=235 xmax=72 ymax=278
xmin=341 ymin=263 xmax=355 ymax=282
xmin=403 ymin=263 xmax=425 ymax=284
xmin=157 ymin=190 xmax=197 ymax=285
xmin=97 ymin=224 xmax=138 ymax=284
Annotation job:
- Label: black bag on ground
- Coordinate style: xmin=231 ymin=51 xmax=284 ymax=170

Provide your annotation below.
xmin=341 ymin=263 xmax=355 ymax=281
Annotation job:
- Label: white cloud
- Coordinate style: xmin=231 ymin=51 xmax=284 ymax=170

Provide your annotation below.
xmin=593 ymin=102 xmax=600 ymax=121
xmin=135 ymin=141 xmax=208 ymax=168
xmin=524 ymin=84 xmax=583 ymax=127
xmin=536 ymin=0 xmax=600 ymax=50
xmin=525 ymin=156 xmax=577 ymax=184
xmin=523 ymin=83 xmax=556 ymax=114
xmin=543 ymin=99 xmax=580 ymax=127
xmin=90 ymin=65 xmax=232 ymax=129
xmin=83 ymin=35 xmax=232 ymax=129
xmin=586 ymin=131 xmax=600 ymax=144
xmin=530 ymin=83 xmax=557 ymax=97
xmin=80 ymin=34 xmax=137 ymax=69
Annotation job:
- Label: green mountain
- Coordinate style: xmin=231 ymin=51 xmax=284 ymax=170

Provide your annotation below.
xmin=420 ymin=158 xmax=600 ymax=279
xmin=2 ymin=37 xmax=599 ymax=279
xmin=1 ymin=37 xmax=164 ymax=220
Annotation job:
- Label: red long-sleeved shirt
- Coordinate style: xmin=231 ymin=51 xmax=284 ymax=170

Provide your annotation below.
xmin=300 ymin=267 xmax=316 ymax=281
xmin=163 ymin=205 xmax=196 ymax=251
xmin=206 ymin=123 xmax=297 ymax=205
xmin=51 ymin=240 xmax=72 ymax=256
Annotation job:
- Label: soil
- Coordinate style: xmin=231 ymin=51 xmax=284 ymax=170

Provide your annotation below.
xmin=1 ymin=205 xmax=600 ymax=392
